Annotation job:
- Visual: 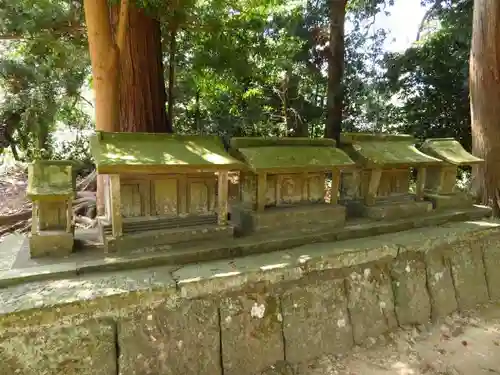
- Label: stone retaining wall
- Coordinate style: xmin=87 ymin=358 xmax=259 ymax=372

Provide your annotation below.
xmin=1 ymin=219 xmax=500 ymax=375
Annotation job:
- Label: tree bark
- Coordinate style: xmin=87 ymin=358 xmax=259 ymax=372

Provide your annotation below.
xmin=167 ymin=26 xmax=178 ymax=129
xmin=85 ymin=1 xmax=172 ymax=213
xmin=83 ymin=0 xmax=119 ymax=133
xmin=325 ymin=0 xmax=347 ymax=145
xmin=83 ymin=0 xmax=123 ymax=216
xmin=111 ymin=4 xmax=171 ymax=133
xmin=470 ymin=0 xmax=500 ymax=216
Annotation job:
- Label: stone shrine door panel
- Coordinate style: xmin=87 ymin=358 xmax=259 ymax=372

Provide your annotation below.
xmin=266 ymin=175 xmax=277 ymax=207
xmin=120 ymin=182 xmax=143 ymax=217
xmin=278 ymin=174 xmax=303 ymax=205
xmin=38 ymin=201 xmax=66 ymax=230
xmin=153 ymin=178 xmax=178 ymax=216
xmin=377 ymin=169 xmax=410 ymax=198
xmin=360 ymin=169 xmax=411 ymax=199
xmin=188 ymin=177 xmax=216 ymax=215
xmin=307 ymin=174 xmax=326 ymax=203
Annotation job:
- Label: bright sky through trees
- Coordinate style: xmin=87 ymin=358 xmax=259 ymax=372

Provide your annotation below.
xmin=379 ymin=0 xmax=427 ymax=52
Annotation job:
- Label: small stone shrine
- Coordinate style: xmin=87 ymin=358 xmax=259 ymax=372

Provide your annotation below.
xmin=339 ymin=133 xmax=443 ymax=220
xmin=27 ymin=160 xmax=76 ymax=257
xmin=90 ymin=131 xmax=244 ymax=252
xmin=419 ymin=137 xmax=483 ymax=209
xmin=229 ymin=137 xmax=355 ymax=235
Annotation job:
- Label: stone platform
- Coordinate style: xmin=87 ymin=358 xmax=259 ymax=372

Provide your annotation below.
xmin=346 ymin=199 xmax=432 ymax=220
xmin=30 ymin=230 xmax=74 ymax=258
xmin=425 ymin=191 xmax=475 ymax=210
xmin=104 ymin=223 xmax=235 ymax=253
xmin=1 ymin=212 xmax=500 ymax=374
xmin=231 ymin=203 xmax=346 ymax=236
xmin=0 ymin=206 xmax=491 ymax=289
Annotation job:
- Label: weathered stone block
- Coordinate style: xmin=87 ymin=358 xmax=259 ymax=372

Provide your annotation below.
xmin=107 ymin=223 xmax=234 ymax=253
xmin=119 ymin=299 xmax=220 ymax=375
xmin=483 ymin=234 xmax=500 ymax=301
xmin=220 ymin=293 xmax=284 ymax=375
xmin=0 ymin=320 xmax=116 ymax=375
xmin=232 ymin=204 xmax=346 ymax=236
xmin=391 ymin=255 xmax=431 ymax=325
xmin=281 ymin=278 xmax=353 ymax=364
xmin=30 ymin=231 xmax=74 ymax=257
xmin=425 ymin=192 xmax=474 ymax=210
xmin=425 ymin=250 xmax=458 ymax=319
xmin=362 ymin=200 xmax=433 ymax=221
xmin=346 ymin=264 xmax=397 ymax=344
xmin=449 ymin=240 xmax=489 ymax=310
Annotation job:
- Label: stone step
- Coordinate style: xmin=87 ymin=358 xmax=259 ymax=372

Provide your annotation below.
xmin=102 ymin=214 xmax=218 ymax=235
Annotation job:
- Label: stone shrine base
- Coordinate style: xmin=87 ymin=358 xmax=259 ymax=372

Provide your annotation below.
xmin=104 ymin=223 xmax=234 ymax=253
xmin=2 ymin=216 xmax=500 ymax=375
xmin=425 ymin=191 xmax=475 ymax=210
xmin=232 ymin=203 xmax=346 ymax=236
xmin=29 ymin=230 xmax=74 ymax=258
xmin=346 ymin=199 xmax=432 ymax=220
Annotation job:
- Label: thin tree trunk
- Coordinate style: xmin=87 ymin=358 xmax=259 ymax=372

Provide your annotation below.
xmin=111 ymin=4 xmax=171 ymax=133
xmin=325 ymin=0 xmax=347 ymax=145
xmin=470 ymin=0 xmax=500 ymax=216
xmin=167 ymin=26 xmax=178 ymax=129
xmin=195 ymin=89 xmax=201 ymax=133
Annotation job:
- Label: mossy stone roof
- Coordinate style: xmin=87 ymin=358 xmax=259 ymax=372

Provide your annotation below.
xmin=340 ymin=132 xmax=442 ymax=168
xmin=91 ymin=132 xmax=243 ymax=174
xmin=230 ymin=137 xmax=355 ymax=172
xmin=420 ymin=138 xmax=483 ymax=166
xmin=27 ymin=160 xmax=76 ymax=200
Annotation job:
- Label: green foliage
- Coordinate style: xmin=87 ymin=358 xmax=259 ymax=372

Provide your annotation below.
xmin=171 ymin=0 xmax=392 ymax=138
xmin=0 ymin=0 xmax=91 ymax=161
xmin=1 ymin=0 xmax=471 ymax=167
xmin=382 ymin=0 xmax=473 ymax=148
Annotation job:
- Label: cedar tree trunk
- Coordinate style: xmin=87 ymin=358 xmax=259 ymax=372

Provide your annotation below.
xmin=325 ymin=0 xmax=347 ymax=145
xmin=111 ymin=4 xmax=172 ymax=133
xmin=469 ymin=0 xmax=500 ymax=216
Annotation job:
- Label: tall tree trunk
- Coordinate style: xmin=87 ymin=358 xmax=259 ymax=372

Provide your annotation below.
xmin=167 ymin=26 xmax=178 ymax=129
xmin=469 ymin=0 xmax=500 ymax=216
xmin=111 ymin=4 xmax=171 ymax=133
xmin=84 ymin=0 xmax=126 ymax=215
xmin=84 ymin=0 xmax=120 ymax=133
xmin=325 ymin=0 xmax=347 ymax=145
xmin=195 ymin=89 xmax=201 ymax=133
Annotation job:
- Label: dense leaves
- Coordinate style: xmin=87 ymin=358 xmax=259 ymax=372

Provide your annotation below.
xmin=0 ymin=0 xmax=475 ymax=164
xmin=0 ymin=0 xmax=90 ymax=160
xmin=382 ymin=0 xmax=473 ymax=148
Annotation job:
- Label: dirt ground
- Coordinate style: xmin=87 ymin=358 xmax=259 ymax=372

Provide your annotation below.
xmin=295 ymin=305 xmax=500 ymax=375
xmin=0 ymin=165 xmax=30 ymax=242
xmin=0 ymin=165 xmax=28 ymax=217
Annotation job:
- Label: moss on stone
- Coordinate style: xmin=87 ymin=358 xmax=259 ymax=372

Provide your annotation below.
xmin=27 ymin=160 xmax=75 ymax=200
xmin=420 ymin=138 xmax=483 ymax=166
xmin=230 ymin=137 xmax=336 ymax=149
xmin=91 ymin=131 xmax=243 ymax=172
xmin=340 ymin=132 xmax=442 ymax=167
xmin=230 ymin=137 xmax=355 ymax=172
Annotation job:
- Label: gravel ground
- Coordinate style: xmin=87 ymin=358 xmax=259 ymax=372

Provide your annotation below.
xmin=291 ymin=305 xmax=500 ymax=375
